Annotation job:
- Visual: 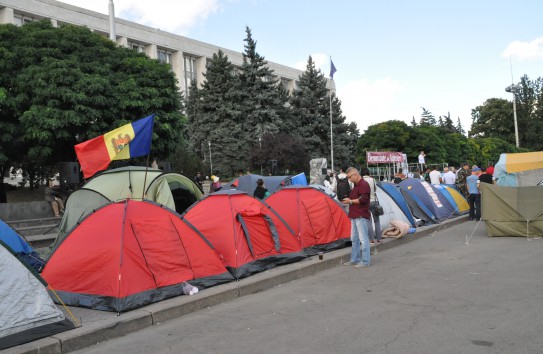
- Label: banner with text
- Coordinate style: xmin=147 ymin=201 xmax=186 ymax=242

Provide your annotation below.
xmin=366 ymin=151 xmax=405 ymax=164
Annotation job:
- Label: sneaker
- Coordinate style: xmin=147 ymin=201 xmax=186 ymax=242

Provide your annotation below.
xmin=343 ymin=261 xmax=357 ymax=266
xmin=354 ymin=263 xmax=370 ymax=268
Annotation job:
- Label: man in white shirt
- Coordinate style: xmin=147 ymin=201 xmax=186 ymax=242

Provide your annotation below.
xmin=418 ymin=151 xmax=426 ymax=172
xmin=441 ymin=166 xmax=457 ymax=189
xmin=429 ymin=166 xmax=441 ymax=185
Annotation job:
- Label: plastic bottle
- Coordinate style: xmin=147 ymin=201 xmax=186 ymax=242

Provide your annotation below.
xmin=182 ymin=282 xmax=199 ymax=295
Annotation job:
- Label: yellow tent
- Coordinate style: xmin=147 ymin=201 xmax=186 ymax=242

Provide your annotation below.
xmin=443 ymin=186 xmax=469 ymax=214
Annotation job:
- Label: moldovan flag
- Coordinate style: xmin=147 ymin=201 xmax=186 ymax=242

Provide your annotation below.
xmin=75 ymin=114 xmax=154 ymax=178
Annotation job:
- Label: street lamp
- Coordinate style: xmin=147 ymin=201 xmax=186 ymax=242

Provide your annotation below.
xmin=208 ymin=141 xmax=213 ymax=176
xmin=259 ymin=137 xmax=263 ymax=175
xmin=505 ymin=84 xmax=521 ymax=148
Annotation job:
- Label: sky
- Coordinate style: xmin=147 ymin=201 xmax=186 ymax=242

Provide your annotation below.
xmin=57 ymin=0 xmax=543 ymax=134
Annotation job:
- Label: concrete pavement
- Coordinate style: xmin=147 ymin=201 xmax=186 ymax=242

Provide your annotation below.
xmin=5 ymin=216 xmax=470 ymax=354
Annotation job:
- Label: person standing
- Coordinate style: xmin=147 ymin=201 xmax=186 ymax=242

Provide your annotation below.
xmin=418 ymin=151 xmax=426 ymax=172
xmin=478 ymin=166 xmax=494 ymax=185
xmin=361 ymin=167 xmax=382 ymax=245
xmin=466 ymin=167 xmax=481 ymax=221
xmin=456 ymin=163 xmax=471 ymax=198
xmin=209 ymin=175 xmax=221 ymax=193
xmin=335 ymin=165 xmax=352 ymax=212
xmin=429 ymin=166 xmax=441 ymax=185
xmin=342 ymin=167 xmax=371 ymax=268
xmin=193 ymin=172 xmax=203 ymax=188
xmin=253 ymin=178 xmax=270 ymax=199
xmin=441 ymin=166 xmax=457 ymax=189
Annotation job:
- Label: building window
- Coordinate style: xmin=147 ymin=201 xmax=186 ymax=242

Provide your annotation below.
xmin=157 ymin=49 xmax=172 ymax=64
xmin=128 ymin=41 xmax=145 ymax=53
xmin=14 ymin=15 xmax=37 ymax=27
xmin=184 ymin=56 xmax=197 ymax=94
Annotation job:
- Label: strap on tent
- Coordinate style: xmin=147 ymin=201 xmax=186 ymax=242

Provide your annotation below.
xmin=263 ymin=215 xmax=281 ymax=252
xmin=236 ymin=214 xmax=255 ymax=258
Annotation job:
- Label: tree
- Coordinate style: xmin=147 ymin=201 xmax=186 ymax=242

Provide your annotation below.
xmin=439 ymin=112 xmax=456 ymax=133
xmin=185 ymin=50 xmax=245 ymax=176
xmin=288 ymin=56 xmax=358 ymax=168
xmin=469 ymin=98 xmax=513 ymax=142
xmin=356 ymin=120 xmax=411 ymax=164
xmin=249 ymin=132 xmax=309 ymax=174
xmin=0 ymin=21 xmax=185 ymax=186
xmin=419 ymin=107 xmax=436 ymax=126
xmin=238 ymin=27 xmax=284 ymax=138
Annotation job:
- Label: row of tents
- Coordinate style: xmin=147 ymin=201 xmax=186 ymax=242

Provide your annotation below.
xmin=1 ymin=167 xmax=474 ymax=349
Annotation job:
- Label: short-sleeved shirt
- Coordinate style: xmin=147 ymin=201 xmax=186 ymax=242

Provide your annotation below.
xmin=348 ymin=178 xmax=371 ymax=219
xmin=466 ymin=174 xmax=480 ymax=194
xmin=478 ymin=173 xmax=493 ymax=185
xmin=429 ymin=170 xmax=441 ymax=185
xmin=486 ymin=166 xmax=494 ymax=176
xmin=418 ymin=154 xmax=425 ymax=164
xmin=442 ymin=171 xmax=456 ymax=185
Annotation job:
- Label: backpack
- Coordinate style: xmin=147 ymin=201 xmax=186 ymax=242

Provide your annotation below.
xmin=336 ymin=176 xmax=351 ymax=200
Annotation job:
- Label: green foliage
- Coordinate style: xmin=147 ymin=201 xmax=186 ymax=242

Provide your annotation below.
xmin=0 ymin=20 xmax=184 ymax=183
xmin=470 ymin=75 xmax=542 ymax=150
xmin=358 ymin=119 xmax=521 ymax=168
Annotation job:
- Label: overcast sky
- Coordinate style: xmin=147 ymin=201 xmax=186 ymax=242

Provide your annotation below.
xmin=58 ymin=0 xmax=543 ymax=133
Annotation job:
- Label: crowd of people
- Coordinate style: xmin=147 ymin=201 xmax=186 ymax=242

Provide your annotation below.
xmin=321 ymin=159 xmax=497 ymax=269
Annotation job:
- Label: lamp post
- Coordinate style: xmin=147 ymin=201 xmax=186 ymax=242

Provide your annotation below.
xmin=505 ymin=84 xmax=521 ymax=148
xmin=208 ymin=141 xmax=212 ymax=176
xmin=259 ymin=137 xmax=263 ymax=175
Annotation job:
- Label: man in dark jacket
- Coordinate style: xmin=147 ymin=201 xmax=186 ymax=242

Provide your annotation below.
xmin=341 ymin=167 xmax=371 ymax=268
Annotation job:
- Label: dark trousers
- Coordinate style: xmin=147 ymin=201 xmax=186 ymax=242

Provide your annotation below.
xmin=468 ymin=193 xmax=481 ymax=220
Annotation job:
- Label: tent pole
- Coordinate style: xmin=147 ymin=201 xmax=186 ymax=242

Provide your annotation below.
xmin=141 ymin=154 xmax=150 ymax=200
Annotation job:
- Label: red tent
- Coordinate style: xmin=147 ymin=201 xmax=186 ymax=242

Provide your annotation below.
xmin=182 ymin=190 xmax=305 ymax=279
xmin=265 ymin=186 xmax=351 ymax=253
xmin=41 ymin=200 xmax=233 ymax=312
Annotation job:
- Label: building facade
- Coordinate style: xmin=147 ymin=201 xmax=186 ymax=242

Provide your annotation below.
xmin=0 ymin=0 xmax=333 ymax=95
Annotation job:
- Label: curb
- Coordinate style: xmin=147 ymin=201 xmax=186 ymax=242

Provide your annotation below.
xmin=8 ymin=215 xmax=468 ymax=353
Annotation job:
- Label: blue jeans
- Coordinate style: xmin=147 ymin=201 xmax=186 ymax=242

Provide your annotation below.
xmin=350 ymin=217 xmax=370 ymax=265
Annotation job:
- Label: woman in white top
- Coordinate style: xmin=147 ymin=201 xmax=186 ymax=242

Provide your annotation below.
xmin=361 ymin=167 xmax=381 ymax=244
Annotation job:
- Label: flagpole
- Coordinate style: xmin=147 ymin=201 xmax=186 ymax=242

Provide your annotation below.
xmin=329 ymin=57 xmax=337 ymax=173
xmin=141 ymin=154 xmax=150 ymax=200
xmin=330 ymin=84 xmax=334 ymax=173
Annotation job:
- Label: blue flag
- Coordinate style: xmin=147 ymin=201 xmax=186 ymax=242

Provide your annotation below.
xmin=330 ymin=59 xmax=337 ymax=79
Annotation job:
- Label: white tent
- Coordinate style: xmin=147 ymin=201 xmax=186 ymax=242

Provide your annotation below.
xmin=0 ymin=243 xmax=74 ymax=349
xmin=376 ymin=186 xmax=413 ymax=231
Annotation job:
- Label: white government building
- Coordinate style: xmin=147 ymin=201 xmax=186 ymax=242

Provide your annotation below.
xmin=0 ymin=0 xmax=334 ymax=95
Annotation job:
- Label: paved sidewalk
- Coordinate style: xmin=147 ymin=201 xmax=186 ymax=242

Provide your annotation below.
xmin=5 ymin=216 xmax=468 ymax=354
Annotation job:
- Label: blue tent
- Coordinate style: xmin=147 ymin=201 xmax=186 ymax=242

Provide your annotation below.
xmin=399 ymin=178 xmax=456 ymax=221
xmin=0 ymin=219 xmax=45 ymax=272
xmin=378 ymin=182 xmax=417 ymax=227
xmin=433 ymin=185 xmax=467 ymax=215
xmin=231 ymin=174 xmax=307 ymax=196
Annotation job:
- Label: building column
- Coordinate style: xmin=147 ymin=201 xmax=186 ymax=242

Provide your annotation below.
xmin=171 ymin=51 xmax=184 ymax=91
xmin=145 ymin=44 xmax=157 ymax=60
xmin=0 ymin=7 xmax=14 ymax=24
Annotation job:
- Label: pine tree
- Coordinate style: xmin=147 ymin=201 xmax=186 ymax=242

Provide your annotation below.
xmin=456 ymin=117 xmax=465 ymax=135
xmin=185 ymin=50 xmax=245 ymax=176
xmin=289 ymin=56 xmax=330 ymax=159
xmin=442 ymin=112 xmax=456 ymax=133
xmin=238 ymin=26 xmax=284 ymax=139
xmin=289 ymin=56 xmax=358 ymax=166
xmin=411 ymin=116 xmax=418 ymax=127
xmin=420 ymin=107 xmax=436 ymax=126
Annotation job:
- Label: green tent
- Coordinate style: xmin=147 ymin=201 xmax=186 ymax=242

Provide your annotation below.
xmin=481 ymin=183 xmax=543 ymax=237
xmin=51 ymin=167 xmax=203 ymax=253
